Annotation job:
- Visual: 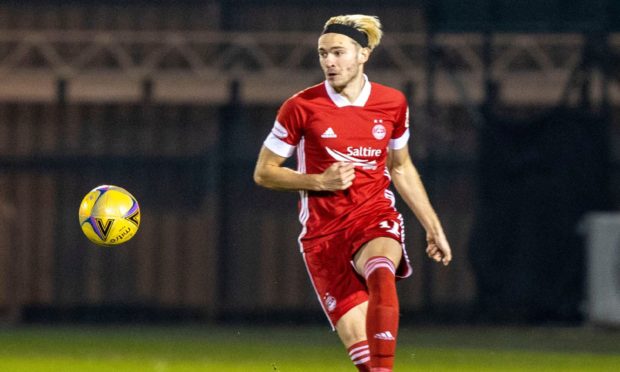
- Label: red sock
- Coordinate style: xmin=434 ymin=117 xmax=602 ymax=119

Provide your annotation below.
xmin=364 ymin=256 xmax=399 ymax=371
xmin=347 ymin=340 xmax=371 ymax=371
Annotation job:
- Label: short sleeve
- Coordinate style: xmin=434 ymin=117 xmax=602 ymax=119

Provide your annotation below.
xmin=389 ymin=95 xmax=410 ymax=150
xmin=263 ymin=98 xmax=304 ymax=158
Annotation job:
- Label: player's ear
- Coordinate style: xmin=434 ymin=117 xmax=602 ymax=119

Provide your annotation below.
xmin=358 ymin=47 xmax=370 ymax=63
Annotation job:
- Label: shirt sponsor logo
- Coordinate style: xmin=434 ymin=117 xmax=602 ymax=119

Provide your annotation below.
xmin=321 ymin=127 xmax=337 ymax=138
xmin=347 ymin=146 xmax=382 ymax=157
xmin=272 ymin=121 xmax=288 ymax=139
xmin=325 ymin=146 xmax=380 ymax=170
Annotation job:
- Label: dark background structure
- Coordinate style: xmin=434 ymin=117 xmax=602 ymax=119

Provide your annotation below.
xmin=0 ymin=0 xmax=619 ymax=326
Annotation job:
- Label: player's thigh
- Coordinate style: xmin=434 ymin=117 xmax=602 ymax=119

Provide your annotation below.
xmin=353 ymin=237 xmax=403 ymax=275
xmin=335 ymin=301 xmax=368 ymax=347
xmin=303 ymin=239 xmax=369 ymax=328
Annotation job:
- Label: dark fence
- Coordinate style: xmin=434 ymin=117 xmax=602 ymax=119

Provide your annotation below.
xmin=0 ymin=1 xmax=618 ymax=326
xmin=470 ymin=107 xmax=612 ymax=323
xmin=0 ymin=103 xmax=220 ymax=322
xmin=0 ymin=101 xmax=477 ymax=324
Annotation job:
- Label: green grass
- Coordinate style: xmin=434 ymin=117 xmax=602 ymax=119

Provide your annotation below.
xmin=0 ymin=325 xmax=618 ymax=371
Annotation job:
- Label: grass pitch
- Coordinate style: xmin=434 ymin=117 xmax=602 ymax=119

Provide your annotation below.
xmin=0 ymin=325 xmax=618 ymax=371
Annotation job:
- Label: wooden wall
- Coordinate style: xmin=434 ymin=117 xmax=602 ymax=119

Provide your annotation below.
xmin=0 ymin=103 xmax=220 ymax=322
xmin=0 ymin=102 xmax=477 ymax=323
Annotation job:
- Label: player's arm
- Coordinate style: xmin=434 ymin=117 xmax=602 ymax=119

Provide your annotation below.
xmin=253 ymin=145 xmax=355 ymax=192
xmin=388 ymin=146 xmax=452 ymax=265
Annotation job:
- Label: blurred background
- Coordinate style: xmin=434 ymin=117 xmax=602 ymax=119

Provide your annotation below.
xmin=0 ymin=0 xmax=619 ymax=329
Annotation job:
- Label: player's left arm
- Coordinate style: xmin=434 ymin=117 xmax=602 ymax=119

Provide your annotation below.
xmin=388 ymin=146 xmax=452 ymax=265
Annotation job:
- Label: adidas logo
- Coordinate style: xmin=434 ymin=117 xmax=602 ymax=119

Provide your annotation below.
xmin=321 ymin=127 xmax=337 ymax=138
xmin=374 ymin=331 xmax=395 ymax=341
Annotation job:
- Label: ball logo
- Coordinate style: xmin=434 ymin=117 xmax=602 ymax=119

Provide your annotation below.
xmin=372 ymin=122 xmax=386 ymax=140
xmin=108 ymin=226 xmax=133 ymax=244
xmin=94 ymin=218 xmax=115 ymax=240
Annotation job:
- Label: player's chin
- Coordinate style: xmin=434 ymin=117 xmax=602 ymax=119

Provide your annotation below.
xmin=326 ymin=75 xmax=342 ymax=87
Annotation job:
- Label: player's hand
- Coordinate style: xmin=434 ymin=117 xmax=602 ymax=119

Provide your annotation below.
xmin=426 ymin=230 xmax=452 ymax=266
xmin=318 ymin=162 xmax=355 ymax=191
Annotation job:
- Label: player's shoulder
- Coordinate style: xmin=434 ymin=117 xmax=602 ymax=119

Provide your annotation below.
xmin=284 ymin=82 xmax=326 ymax=106
xmin=278 ymin=82 xmax=326 ymax=119
xmin=370 ymin=82 xmax=407 ymax=102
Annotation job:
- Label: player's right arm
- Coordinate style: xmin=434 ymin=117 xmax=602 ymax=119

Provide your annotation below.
xmin=253 ymin=146 xmax=355 ymax=192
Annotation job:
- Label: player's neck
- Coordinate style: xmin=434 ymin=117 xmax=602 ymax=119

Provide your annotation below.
xmin=334 ymin=72 xmax=366 ymax=103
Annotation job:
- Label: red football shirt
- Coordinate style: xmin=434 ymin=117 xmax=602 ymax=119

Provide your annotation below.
xmin=264 ymin=76 xmax=410 ymax=250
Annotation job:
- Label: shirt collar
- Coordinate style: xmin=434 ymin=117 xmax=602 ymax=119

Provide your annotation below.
xmin=324 ymin=74 xmax=371 ymax=108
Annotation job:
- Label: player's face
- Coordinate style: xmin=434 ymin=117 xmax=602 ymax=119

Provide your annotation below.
xmin=318 ymin=33 xmax=369 ymax=91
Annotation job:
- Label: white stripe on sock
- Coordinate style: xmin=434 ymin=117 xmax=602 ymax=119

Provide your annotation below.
xmin=364 ymin=258 xmax=395 ymax=279
xmin=350 ymin=349 xmax=370 ymax=360
xmin=348 ymin=345 xmax=369 ymax=355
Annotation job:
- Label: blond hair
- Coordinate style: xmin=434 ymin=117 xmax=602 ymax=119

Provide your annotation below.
xmin=323 ymin=14 xmax=382 ymax=51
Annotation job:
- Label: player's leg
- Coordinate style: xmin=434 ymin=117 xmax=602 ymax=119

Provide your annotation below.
xmin=335 ymin=302 xmax=371 ymax=371
xmin=302 ymin=241 xmax=371 ymax=371
xmin=353 ymin=237 xmax=402 ymax=372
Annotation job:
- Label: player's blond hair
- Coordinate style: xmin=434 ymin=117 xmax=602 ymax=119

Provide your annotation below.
xmin=324 ymin=14 xmax=383 ymax=51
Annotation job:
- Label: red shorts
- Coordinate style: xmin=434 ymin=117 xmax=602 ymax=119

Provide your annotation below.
xmin=301 ymin=211 xmax=412 ymax=329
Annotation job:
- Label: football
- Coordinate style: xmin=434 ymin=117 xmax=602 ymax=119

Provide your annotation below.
xmin=78 ymin=185 xmax=141 ymax=246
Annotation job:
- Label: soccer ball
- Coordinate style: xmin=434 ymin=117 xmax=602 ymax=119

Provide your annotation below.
xmin=78 ymin=185 xmax=141 ymax=246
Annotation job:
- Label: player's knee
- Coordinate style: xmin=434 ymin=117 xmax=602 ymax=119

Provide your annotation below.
xmin=354 ymin=238 xmax=402 ymax=273
xmin=337 ymin=326 xmax=367 ymax=348
xmin=336 ymin=305 xmax=368 ymax=346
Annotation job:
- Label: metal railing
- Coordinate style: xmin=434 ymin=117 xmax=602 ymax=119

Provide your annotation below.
xmin=1 ymin=30 xmax=618 ymax=104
